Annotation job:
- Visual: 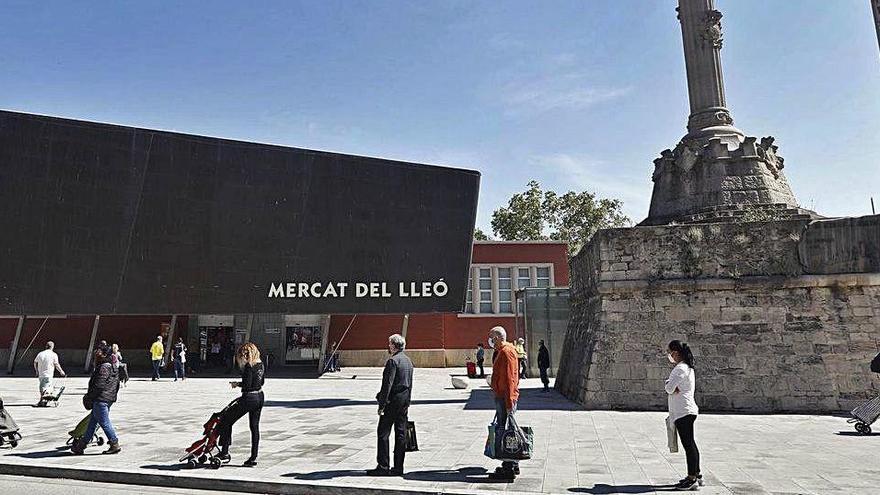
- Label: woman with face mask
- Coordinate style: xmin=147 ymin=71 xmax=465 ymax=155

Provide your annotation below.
xmin=665 ymin=340 xmax=701 ymax=491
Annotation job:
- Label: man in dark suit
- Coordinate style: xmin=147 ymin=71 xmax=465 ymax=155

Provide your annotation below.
xmin=367 ymin=333 xmax=413 ymax=476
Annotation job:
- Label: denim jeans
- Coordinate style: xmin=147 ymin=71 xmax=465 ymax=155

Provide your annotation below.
xmin=174 ymin=359 xmax=186 ymax=379
xmin=494 ymin=397 xmax=518 ymax=469
xmin=151 ymin=359 xmax=161 ymax=379
xmin=84 ymin=401 xmax=118 ymax=444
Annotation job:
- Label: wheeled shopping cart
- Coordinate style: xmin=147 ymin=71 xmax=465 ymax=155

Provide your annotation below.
xmin=848 ymin=395 xmax=880 ymax=434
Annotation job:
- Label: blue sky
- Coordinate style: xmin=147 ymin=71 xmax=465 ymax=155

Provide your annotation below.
xmin=2 ymin=1 xmax=878 ymax=231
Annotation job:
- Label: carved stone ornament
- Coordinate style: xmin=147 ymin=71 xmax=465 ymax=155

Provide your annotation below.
xmin=701 ymin=9 xmax=723 ymax=49
xmin=757 ymin=136 xmax=785 ymax=177
xmin=675 ymin=144 xmax=699 ymax=173
xmin=688 ymin=108 xmax=734 ymax=132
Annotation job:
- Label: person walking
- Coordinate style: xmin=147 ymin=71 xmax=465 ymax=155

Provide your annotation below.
xmin=367 ymin=334 xmax=413 ymax=477
xmin=514 ymin=338 xmax=528 ymax=378
xmin=537 ymin=340 xmax=551 ymax=392
xmin=488 ymin=326 xmax=520 ymax=481
xmin=111 ymin=343 xmax=129 ymax=386
xmin=150 ymin=336 xmax=164 ymax=381
xmin=33 ymin=341 xmax=66 ymax=400
xmin=71 ymin=347 xmax=121 ymax=455
xmin=475 ymin=343 xmax=485 ymax=378
xmin=217 ymin=342 xmax=265 ymax=467
xmin=173 ymin=337 xmax=187 ymax=381
xmin=665 ymin=340 xmax=702 ymax=490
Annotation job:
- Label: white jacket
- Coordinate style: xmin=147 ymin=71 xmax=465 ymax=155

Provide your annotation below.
xmin=665 ymin=362 xmax=698 ymax=421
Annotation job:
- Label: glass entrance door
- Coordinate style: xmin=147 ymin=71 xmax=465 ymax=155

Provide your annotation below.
xmin=285 ymin=326 xmax=322 ymax=363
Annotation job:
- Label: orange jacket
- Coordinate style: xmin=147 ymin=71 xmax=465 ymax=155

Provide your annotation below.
xmin=491 ymin=342 xmax=520 ymax=410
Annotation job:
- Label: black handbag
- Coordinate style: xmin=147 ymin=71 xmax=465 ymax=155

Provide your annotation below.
xmin=405 ymin=421 xmax=419 ymax=452
xmin=82 ymin=395 xmax=93 ymax=410
xmin=499 ymin=414 xmax=533 ymax=460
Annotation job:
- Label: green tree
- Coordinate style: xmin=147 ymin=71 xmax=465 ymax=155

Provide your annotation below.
xmin=473 ymin=228 xmax=490 ymax=241
xmin=490 ymin=180 xmax=630 ymax=256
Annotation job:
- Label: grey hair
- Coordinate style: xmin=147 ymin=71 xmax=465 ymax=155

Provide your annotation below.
xmin=489 ymin=326 xmax=507 ymax=341
xmin=388 ymin=333 xmax=406 ymax=351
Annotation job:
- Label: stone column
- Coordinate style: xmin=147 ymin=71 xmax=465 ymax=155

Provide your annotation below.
xmin=677 ymin=0 xmax=740 ymax=140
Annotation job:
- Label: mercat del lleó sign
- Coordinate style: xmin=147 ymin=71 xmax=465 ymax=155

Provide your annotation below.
xmin=0 ymin=110 xmax=480 ymax=315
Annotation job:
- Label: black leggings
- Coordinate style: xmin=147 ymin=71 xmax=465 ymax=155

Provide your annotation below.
xmin=675 ymin=414 xmax=700 ymax=476
xmin=219 ymin=392 xmax=264 ymax=459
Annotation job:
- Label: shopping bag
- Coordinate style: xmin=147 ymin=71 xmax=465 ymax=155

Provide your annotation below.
xmin=499 ymin=414 xmax=533 ymax=461
xmin=666 ymin=415 xmax=678 ymax=453
xmin=483 ymin=417 xmax=496 ymax=459
xmin=405 ymin=421 xmax=419 ymax=452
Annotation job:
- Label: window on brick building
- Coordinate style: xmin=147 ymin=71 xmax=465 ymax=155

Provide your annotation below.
xmin=478 ymin=268 xmax=493 ymax=313
xmin=498 ymin=268 xmax=512 ymax=313
xmin=536 ymin=267 xmax=551 ymax=288
xmin=517 ymin=267 xmax=531 ymax=289
xmin=464 ymin=263 xmax=555 ymax=315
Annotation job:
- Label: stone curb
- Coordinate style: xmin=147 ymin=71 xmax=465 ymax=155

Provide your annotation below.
xmin=0 ymin=462 xmax=538 ymax=495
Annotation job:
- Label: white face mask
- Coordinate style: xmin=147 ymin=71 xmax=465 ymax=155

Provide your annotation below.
xmin=667 ymin=353 xmax=676 ymax=364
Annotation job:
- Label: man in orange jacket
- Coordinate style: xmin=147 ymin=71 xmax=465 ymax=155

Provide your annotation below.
xmin=488 ymin=326 xmax=520 ymax=481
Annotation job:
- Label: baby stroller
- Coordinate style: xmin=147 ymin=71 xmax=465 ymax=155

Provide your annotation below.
xmin=0 ymin=399 xmax=22 ymax=448
xmin=66 ymin=413 xmax=105 ymax=448
xmin=179 ymin=397 xmax=239 ymax=469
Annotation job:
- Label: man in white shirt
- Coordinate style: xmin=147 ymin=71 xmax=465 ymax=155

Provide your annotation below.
xmin=33 ymin=341 xmax=66 ymax=398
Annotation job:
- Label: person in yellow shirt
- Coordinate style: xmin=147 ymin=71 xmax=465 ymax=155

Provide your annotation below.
xmin=514 ymin=338 xmax=528 ymax=378
xmin=150 ymin=336 xmax=164 ymax=381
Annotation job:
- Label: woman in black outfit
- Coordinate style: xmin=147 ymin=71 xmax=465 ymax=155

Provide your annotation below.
xmin=217 ymin=342 xmax=265 ymax=467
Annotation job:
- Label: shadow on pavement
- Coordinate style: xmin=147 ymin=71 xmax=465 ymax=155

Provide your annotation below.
xmin=836 ymin=431 xmax=880 ymax=436
xmin=5 ymin=448 xmax=75 ymax=459
xmin=463 ymin=388 xmax=579 ymax=411
xmin=403 ymin=466 xmax=497 ymax=484
xmin=141 ymin=463 xmax=191 ymax=471
xmin=283 ymin=469 xmax=367 ymax=480
xmin=265 ymin=398 xmax=467 ymax=408
xmin=569 ymin=484 xmax=676 ymax=494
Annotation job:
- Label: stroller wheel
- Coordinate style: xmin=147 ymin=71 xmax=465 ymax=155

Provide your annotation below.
xmin=96 ymin=437 xmax=105 ymax=446
xmin=856 ymin=422 xmax=872 ymax=435
xmin=198 ymin=455 xmax=207 ymax=464
xmin=186 ymin=459 xmax=197 ymax=469
xmin=9 ymin=441 xmax=17 ymax=448
xmin=210 ymin=458 xmax=222 ymax=469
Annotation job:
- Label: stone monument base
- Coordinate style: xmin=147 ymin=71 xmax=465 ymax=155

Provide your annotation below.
xmin=556 ymin=216 xmax=880 ymax=413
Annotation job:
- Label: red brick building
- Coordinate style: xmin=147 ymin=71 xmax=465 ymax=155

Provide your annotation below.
xmin=326 ymin=241 xmax=569 ymax=367
xmin=0 ymin=241 xmax=568 ymax=371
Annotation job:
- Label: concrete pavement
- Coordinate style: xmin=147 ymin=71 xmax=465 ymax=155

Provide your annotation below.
xmin=0 ymin=367 xmax=876 ymax=494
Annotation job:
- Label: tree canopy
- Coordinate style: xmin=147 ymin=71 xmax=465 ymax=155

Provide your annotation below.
xmin=488 ymin=180 xmax=630 ymax=255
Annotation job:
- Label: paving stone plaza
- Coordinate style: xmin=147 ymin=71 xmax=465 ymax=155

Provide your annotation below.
xmin=0 ymin=368 xmax=878 ymax=494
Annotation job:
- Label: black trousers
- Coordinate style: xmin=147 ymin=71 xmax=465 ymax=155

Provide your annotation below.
xmin=477 ymin=360 xmax=484 ymax=378
xmin=219 ymin=391 xmax=264 ymax=459
xmin=674 ymin=414 xmax=700 ymax=476
xmin=539 ymin=367 xmax=549 ymax=388
xmin=377 ymin=405 xmax=408 ymax=471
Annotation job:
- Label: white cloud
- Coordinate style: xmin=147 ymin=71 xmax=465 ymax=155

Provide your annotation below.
xmin=497 ymin=71 xmax=631 ymax=116
xmin=528 ymin=153 xmax=652 ymax=222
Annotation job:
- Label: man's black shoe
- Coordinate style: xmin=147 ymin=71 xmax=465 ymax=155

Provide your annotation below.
xmin=488 ymin=469 xmax=515 ymax=481
xmin=389 ymin=468 xmax=404 ymax=476
xmin=366 ymin=467 xmax=392 ymax=476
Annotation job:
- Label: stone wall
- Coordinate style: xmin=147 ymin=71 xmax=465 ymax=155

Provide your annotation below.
xmin=556 ymin=216 xmax=880 ymax=413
